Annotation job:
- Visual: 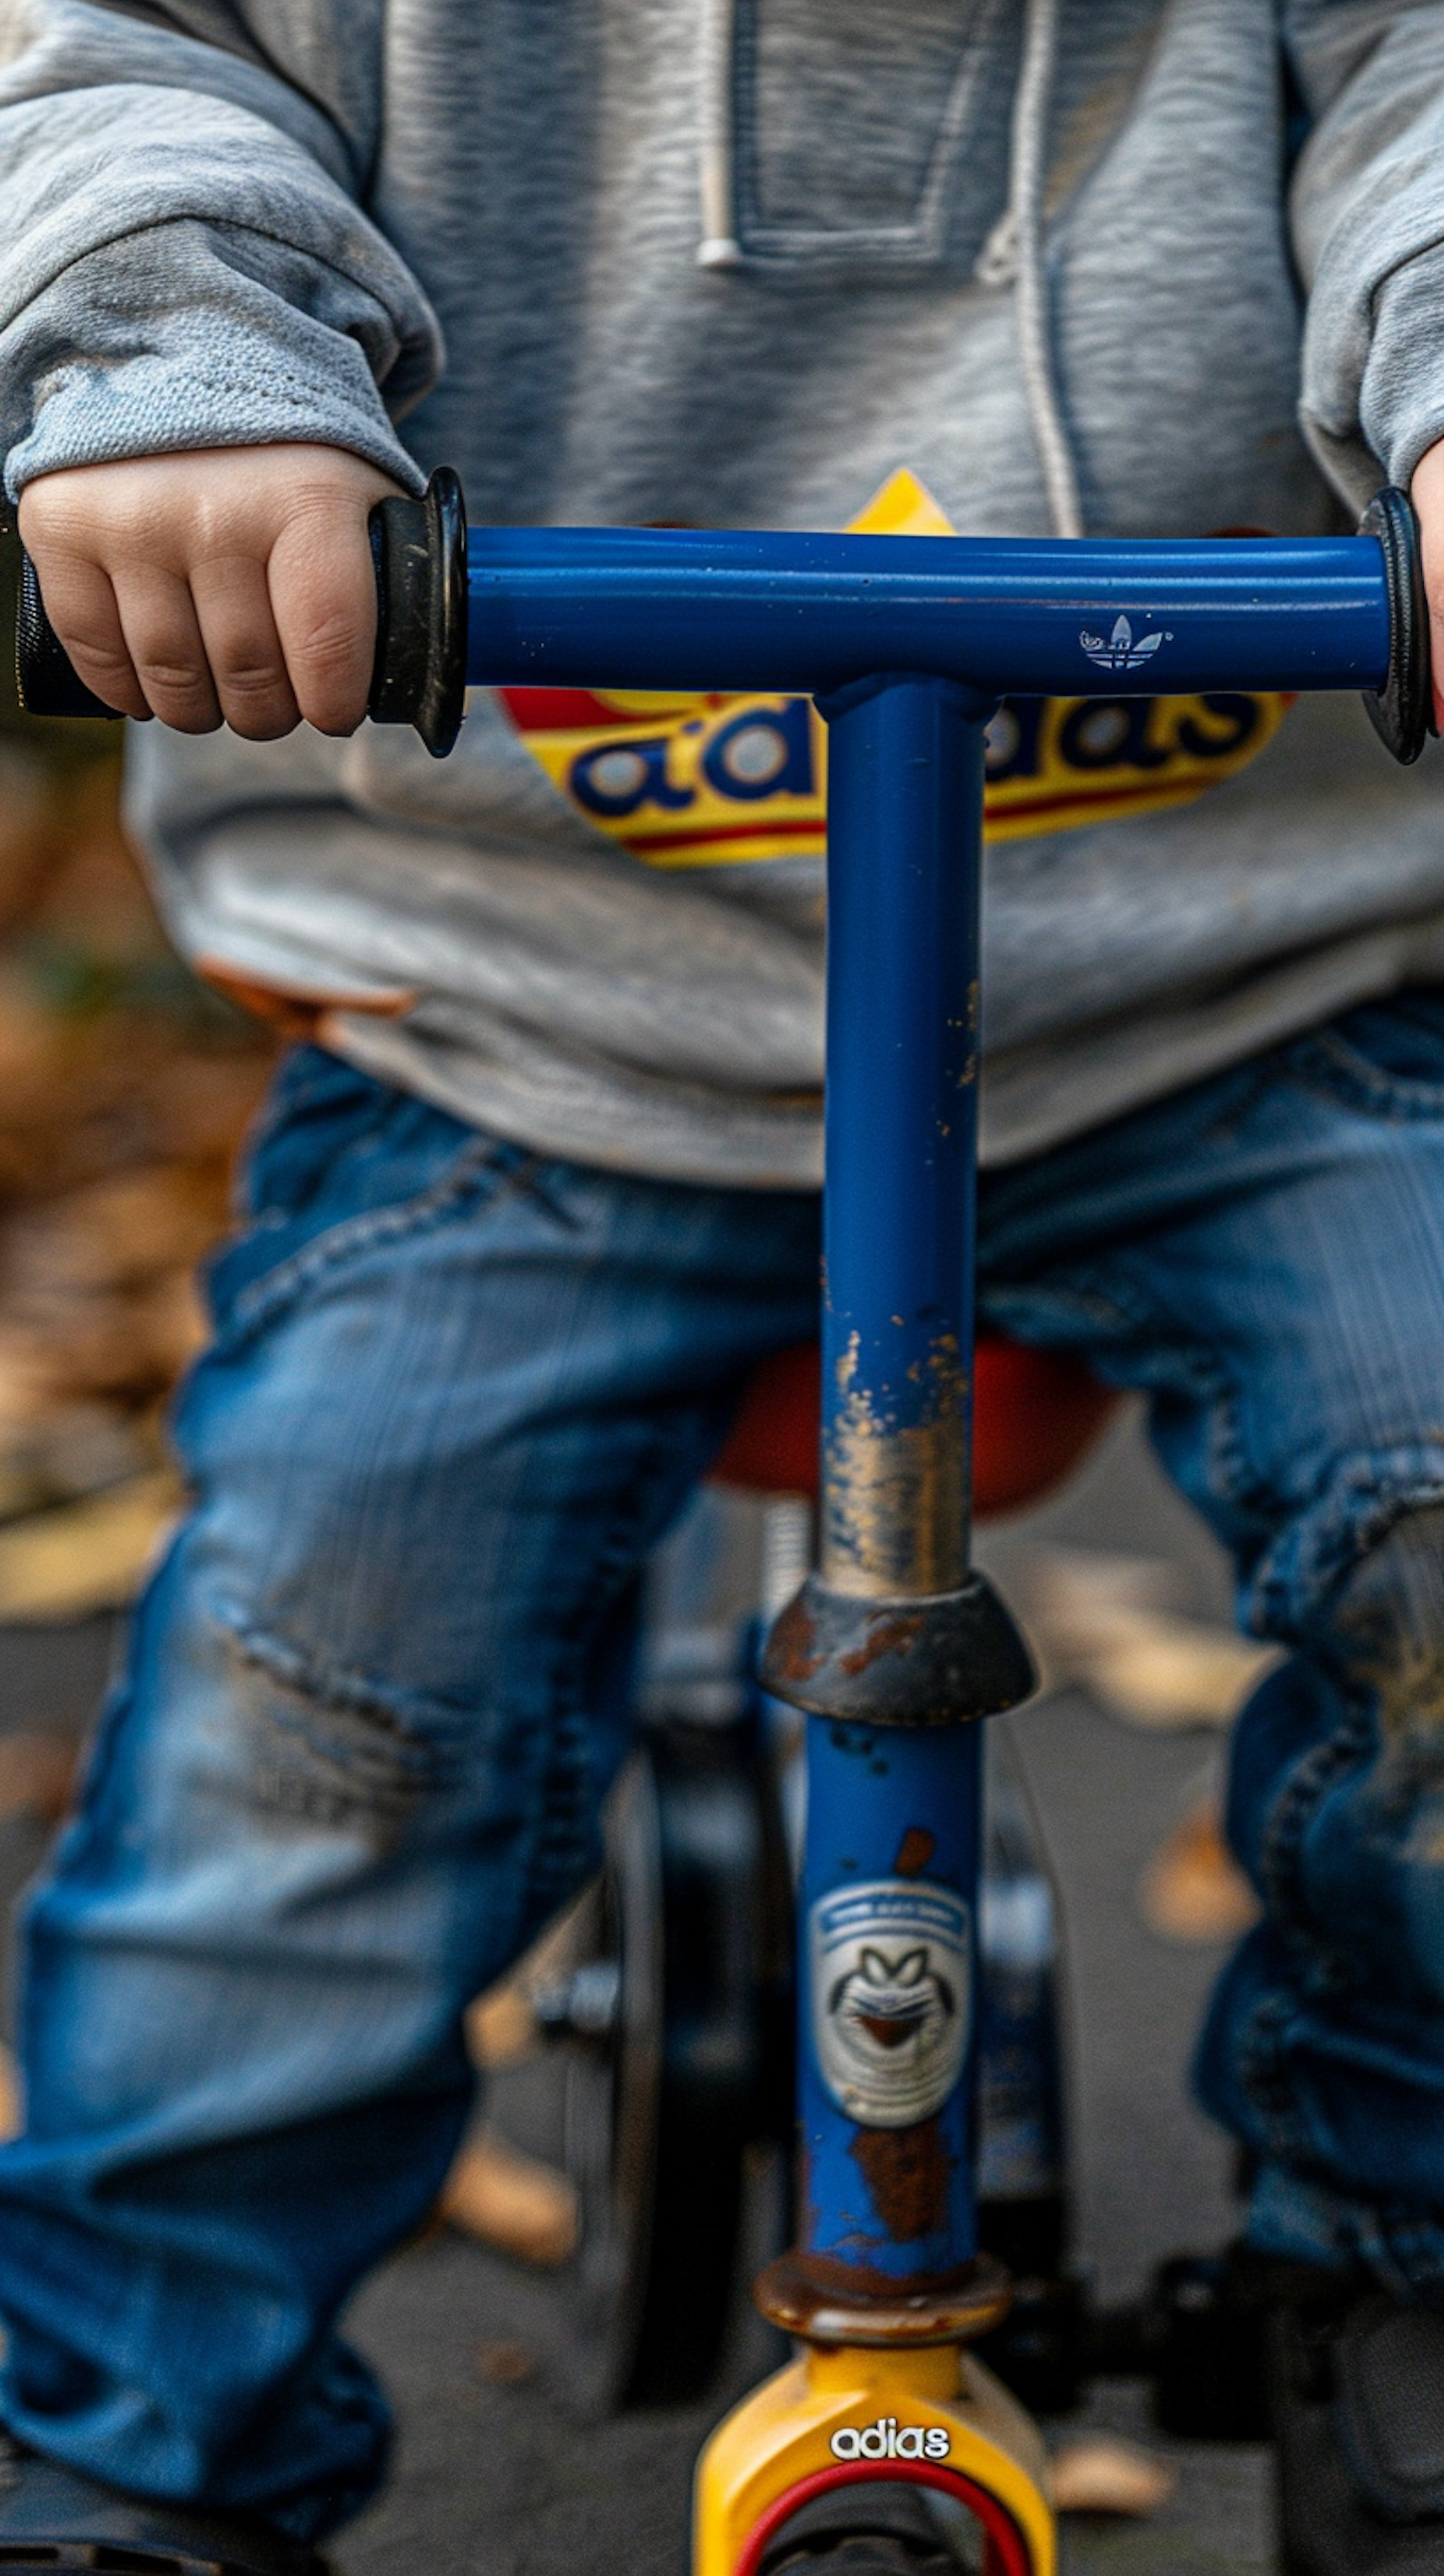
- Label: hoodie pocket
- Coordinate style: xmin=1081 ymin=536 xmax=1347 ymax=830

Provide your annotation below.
xmin=703 ymin=0 xmax=1019 ymax=275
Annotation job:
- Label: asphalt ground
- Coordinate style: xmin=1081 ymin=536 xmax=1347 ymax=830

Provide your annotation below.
xmin=0 ymin=1406 xmax=1272 ymax=2576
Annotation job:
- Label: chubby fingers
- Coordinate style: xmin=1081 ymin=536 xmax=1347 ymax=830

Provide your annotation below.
xmin=37 ymin=551 xmax=296 ymax=737
xmin=117 ymin=534 xmax=360 ymax=736
xmin=265 ymin=490 xmax=379 ymax=735
xmin=17 ymin=445 xmax=397 ymax=740
xmin=183 ymin=553 xmax=297 ymax=737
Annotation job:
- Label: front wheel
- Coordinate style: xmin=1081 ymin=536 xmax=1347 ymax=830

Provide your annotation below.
xmin=753 ymin=2480 xmax=1030 ymax=2576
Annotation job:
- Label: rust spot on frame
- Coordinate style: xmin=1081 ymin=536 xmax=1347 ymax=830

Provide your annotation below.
xmin=837 ymin=1611 xmax=925 ymax=1676
xmin=823 ymin=1329 xmax=969 ymax=1596
xmin=849 ymin=2117 xmax=951 ymax=2241
xmin=765 ymin=1591 xmax=825 ymax=1684
xmin=893 ymin=1827 xmax=936 ymax=1878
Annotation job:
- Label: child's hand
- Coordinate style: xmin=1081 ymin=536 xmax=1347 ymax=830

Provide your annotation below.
xmin=1410 ymin=438 xmax=1444 ymax=735
xmin=16 ymin=443 xmax=400 ymax=739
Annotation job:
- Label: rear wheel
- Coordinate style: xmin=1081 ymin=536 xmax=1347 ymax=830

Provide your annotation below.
xmin=541 ymin=1712 xmax=788 ymax=2410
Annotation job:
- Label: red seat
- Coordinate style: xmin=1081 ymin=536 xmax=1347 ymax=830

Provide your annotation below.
xmin=710 ymin=1334 xmax=1117 ymax=1520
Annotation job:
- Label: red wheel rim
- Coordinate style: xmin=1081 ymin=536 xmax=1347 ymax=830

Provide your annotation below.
xmin=734 ymin=2459 xmax=1036 ymax=2576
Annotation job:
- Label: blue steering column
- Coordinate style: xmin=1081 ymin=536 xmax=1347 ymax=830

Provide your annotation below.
xmin=754 ymin=672 xmax=1032 ymax=2345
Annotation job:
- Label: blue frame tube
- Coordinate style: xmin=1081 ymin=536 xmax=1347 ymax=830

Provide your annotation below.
xmin=800 ymin=1714 xmax=984 ymax=2282
xmin=819 ymin=675 xmax=986 ymax=1600
xmin=466 ymin=526 xmax=1390 ymax=700
xmin=791 ymin=675 xmax=994 ymax=2287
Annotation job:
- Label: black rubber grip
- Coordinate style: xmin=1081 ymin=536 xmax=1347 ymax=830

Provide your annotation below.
xmin=13 ymin=464 xmax=470 ymax=756
xmin=1360 ymin=485 xmax=1435 ymax=766
xmin=16 ymin=544 xmax=124 ymax=720
xmin=366 ymin=466 xmax=468 ymax=757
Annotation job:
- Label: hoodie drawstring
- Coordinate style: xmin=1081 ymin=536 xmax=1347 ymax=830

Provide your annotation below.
xmin=1005 ymin=0 xmax=1083 ymax=537
xmin=698 ymin=0 xmax=742 ymax=270
xmin=696 ymin=0 xmax=1084 ymax=538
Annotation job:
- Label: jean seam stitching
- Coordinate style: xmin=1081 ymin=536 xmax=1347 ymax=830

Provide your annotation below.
xmin=1293 ymin=1028 xmax=1444 ymax=1122
xmin=1246 ymin=1458 xmax=1444 ymax=1647
xmin=1239 ymin=1991 xmax=1318 ymax=2172
xmin=219 ymin=1605 xmax=479 ymax=1739
xmin=217 ymin=1137 xmax=516 ymax=1350
xmin=1258 ymin=1707 xmax=1374 ymax=1955
xmin=512 ymin=1407 xmax=702 ymax=1934
xmin=986 ymin=1272 xmax=1264 ymax=1519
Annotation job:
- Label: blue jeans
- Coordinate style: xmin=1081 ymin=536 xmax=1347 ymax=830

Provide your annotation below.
xmin=5 ymin=1005 xmax=1444 ymax=2535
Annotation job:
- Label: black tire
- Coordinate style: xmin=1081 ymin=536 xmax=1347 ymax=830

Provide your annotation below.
xmin=758 ymin=2484 xmax=985 ymax=2576
xmin=765 ymin=2543 xmax=961 ymax=2576
xmin=554 ymin=1714 xmax=789 ymax=2411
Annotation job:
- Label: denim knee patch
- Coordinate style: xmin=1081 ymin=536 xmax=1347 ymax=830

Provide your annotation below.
xmin=1243 ymin=1448 xmax=1444 ymax=1657
xmin=217 ymin=1609 xmax=476 ymax=1844
xmin=208 ymin=1131 xmax=513 ymax=1353
xmin=1245 ymin=1481 xmax=1444 ymax=1952
xmin=1213 ymin=1495 xmax=1444 ymax=2284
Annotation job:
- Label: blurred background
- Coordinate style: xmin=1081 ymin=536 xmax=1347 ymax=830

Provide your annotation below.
xmin=0 ymin=606 xmax=275 ymax=2086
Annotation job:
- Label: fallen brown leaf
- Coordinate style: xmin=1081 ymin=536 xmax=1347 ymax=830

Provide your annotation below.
xmin=145 ymin=1055 xmax=274 ymax=1164
xmin=0 ymin=1405 xmax=154 ymax=1519
xmin=0 ymin=2042 xmax=20 ymax=2142
xmin=440 ymin=2128 xmax=578 ymax=2267
xmin=475 ymin=2340 xmax=538 ymax=2386
xmin=1025 ymin=1548 xmax=1281 ymax=1730
xmin=0 ymin=1468 xmax=183 ymax=1622
xmin=1138 ymin=1801 xmax=1261 ymax=1945
xmin=0 ymin=1275 xmax=208 ymax=1407
xmin=0 ymin=748 xmax=102 ymax=947
xmin=465 ymin=1981 xmax=537 ymax=2071
xmin=0 ymin=1021 xmax=263 ymax=1210
xmin=3 ymin=1166 xmax=228 ymax=1300
xmin=0 ymin=1332 xmax=80 ymax=1436
xmin=1050 ymin=2436 xmax=1176 ymax=2517
xmin=0 ymin=1732 xmax=80 ymax=1823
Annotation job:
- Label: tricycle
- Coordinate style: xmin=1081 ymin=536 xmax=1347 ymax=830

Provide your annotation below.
xmin=15 ymin=473 xmax=1431 ymax=2576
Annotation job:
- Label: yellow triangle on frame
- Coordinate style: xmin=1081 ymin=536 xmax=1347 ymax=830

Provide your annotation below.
xmin=847 ymin=468 xmax=958 ymax=539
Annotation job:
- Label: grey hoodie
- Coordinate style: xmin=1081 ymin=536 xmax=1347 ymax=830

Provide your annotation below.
xmin=2 ymin=0 xmax=1444 ymax=1182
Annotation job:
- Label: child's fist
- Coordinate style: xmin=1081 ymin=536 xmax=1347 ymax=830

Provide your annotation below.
xmin=16 ymin=444 xmax=400 ymax=739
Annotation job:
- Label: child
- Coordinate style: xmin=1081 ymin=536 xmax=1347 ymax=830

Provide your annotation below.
xmin=2 ymin=7 xmax=1444 ymax=2572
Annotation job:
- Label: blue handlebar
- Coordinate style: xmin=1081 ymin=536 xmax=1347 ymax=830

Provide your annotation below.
xmin=466 ymin=523 xmax=1391 ymax=700
xmin=13 ymin=471 xmax=1433 ymax=765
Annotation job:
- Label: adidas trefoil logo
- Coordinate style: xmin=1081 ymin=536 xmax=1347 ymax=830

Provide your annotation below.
xmin=1079 ymin=612 xmax=1168 ymax=673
